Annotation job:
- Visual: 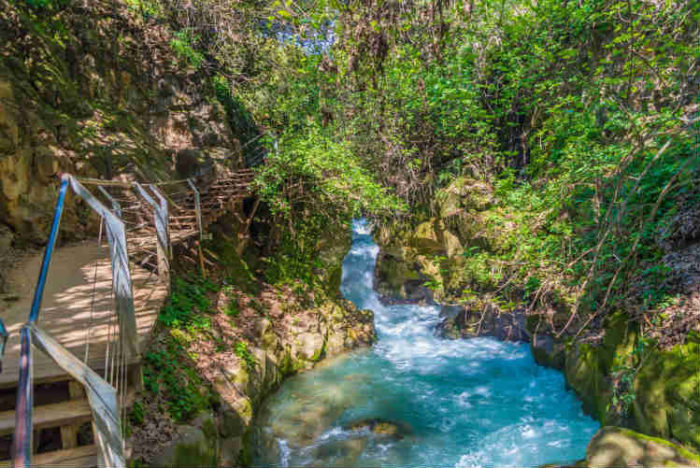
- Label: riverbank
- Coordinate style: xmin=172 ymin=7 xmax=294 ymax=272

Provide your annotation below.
xmin=372 ymin=194 xmax=700 ymax=466
xmin=127 ymin=219 xmax=376 ymax=467
xmin=130 ymin=281 xmax=374 ymax=466
xmin=249 ymin=220 xmax=601 ymax=467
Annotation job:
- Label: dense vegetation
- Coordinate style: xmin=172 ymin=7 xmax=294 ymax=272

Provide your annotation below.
xmin=140 ymin=0 xmax=699 ymax=337
xmin=149 ymin=0 xmax=698 ymax=424
xmin=5 ymin=0 xmax=698 ymax=456
xmin=17 ymin=0 xmax=696 ymax=322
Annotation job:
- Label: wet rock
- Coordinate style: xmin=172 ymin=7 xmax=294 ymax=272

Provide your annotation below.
xmin=312 ymin=437 xmax=367 ymax=465
xmin=409 ymin=221 xmax=444 ymax=254
xmin=343 ymin=418 xmax=411 ymax=440
xmin=436 ymin=304 xmax=529 ymax=343
xmin=586 ymin=426 xmax=700 ymax=467
xmin=374 ymin=250 xmax=432 ymax=304
xmin=530 ymin=334 xmax=565 ymax=370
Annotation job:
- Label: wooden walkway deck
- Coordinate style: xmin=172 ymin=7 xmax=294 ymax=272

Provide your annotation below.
xmin=0 ymin=168 xmax=257 ymax=466
xmin=0 ymin=243 xmax=168 ymax=389
xmin=0 ymin=170 xmax=256 ymax=389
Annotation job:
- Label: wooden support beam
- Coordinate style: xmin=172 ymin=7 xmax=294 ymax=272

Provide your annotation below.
xmin=60 ymin=381 xmax=87 ymax=449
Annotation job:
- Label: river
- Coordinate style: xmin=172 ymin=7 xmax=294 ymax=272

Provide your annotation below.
xmin=251 ymin=219 xmax=599 ymax=467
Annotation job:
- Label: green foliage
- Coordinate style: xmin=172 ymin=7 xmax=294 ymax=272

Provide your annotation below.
xmin=24 ymin=0 xmax=67 ymax=9
xmin=254 ymin=125 xmax=403 ymax=288
xmin=170 ymin=28 xmax=205 ymax=69
xmin=234 ymin=341 xmax=257 ymax=372
xmin=224 ymin=298 xmax=240 ymax=318
xmin=264 ymin=234 xmax=323 ymax=287
xmin=255 ymin=125 xmax=404 ymax=221
xmin=143 ymin=339 xmax=211 ymax=422
xmin=610 ymin=362 xmax=637 ymax=414
xmin=158 ymin=276 xmax=217 ymax=333
xmin=212 ymin=75 xmax=262 ymax=165
xmin=609 ymin=334 xmax=654 ymax=415
xmin=124 ymin=0 xmax=161 ymax=18
xmin=208 ymin=236 xmax=259 ymax=294
xmin=129 ymin=401 xmax=145 ymax=426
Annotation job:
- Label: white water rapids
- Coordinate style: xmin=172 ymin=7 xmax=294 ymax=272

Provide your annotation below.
xmin=251 ymin=219 xmax=599 ymax=467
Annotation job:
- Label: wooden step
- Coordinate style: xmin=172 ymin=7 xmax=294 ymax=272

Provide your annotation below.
xmin=0 ymin=399 xmax=92 ymax=436
xmin=0 ymin=444 xmax=97 ymax=467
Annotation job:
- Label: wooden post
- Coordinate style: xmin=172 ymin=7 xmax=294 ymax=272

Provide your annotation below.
xmin=149 ymin=185 xmax=171 ymax=286
xmin=187 ymin=179 xmax=207 ymax=278
xmin=60 ymin=381 xmax=85 ymax=449
xmin=134 ymin=183 xmax=170 ymax=284
xmin=155 ymin=232 xmax=170 ymax=284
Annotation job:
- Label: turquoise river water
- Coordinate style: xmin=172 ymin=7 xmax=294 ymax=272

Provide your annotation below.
xmin=251 ymin=220 xmax=599 ymax=467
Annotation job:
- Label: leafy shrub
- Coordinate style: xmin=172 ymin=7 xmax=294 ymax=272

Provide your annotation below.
xmin=143 ymin=340 xmax=211 ymax=422
xmin=234 ymin=341 xmax=257 ymax=372
xmin=170 ymin=28 xmax=205 ymax=68
xmin=158 ymin=276 xmax=217 ymax=333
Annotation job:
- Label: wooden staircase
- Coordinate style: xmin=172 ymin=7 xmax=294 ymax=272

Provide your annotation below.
xmin=123 ymin=169 xmax=255 ymax=267
xmin=0 ymin=168 xmax=258 ymax=467
xmin=0 ymin=381 xmax=97 ymax=467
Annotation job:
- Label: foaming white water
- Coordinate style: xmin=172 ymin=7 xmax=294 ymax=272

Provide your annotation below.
xmin=252 ymin=219 xmax=599 ymax=467
xmin=277 ymin=439 xmax=290 ymax=468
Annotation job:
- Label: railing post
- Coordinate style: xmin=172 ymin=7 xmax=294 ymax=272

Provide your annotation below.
xmin=134 ymin=183 xmax=170 ymax=284
xmin=187 ymin=178 xmax=207 ymax=277
xmin=187 ymin=179 xmax=203 ymax=242
xmin=12 ymin=326 xmax=33 ymax=468
xmin=97 ymin=185 xmax=122 ymax=218
xmin=28 ymin=176 xmax=69 ymax=323
xmin=150 ymin=185 xmax=171 ymax=283
xmin=0 ymin=318 xmax=7 ymax=373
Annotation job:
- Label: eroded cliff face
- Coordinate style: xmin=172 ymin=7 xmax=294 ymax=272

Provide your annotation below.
xmin=0 ymin=0 xmax=246 ymax=288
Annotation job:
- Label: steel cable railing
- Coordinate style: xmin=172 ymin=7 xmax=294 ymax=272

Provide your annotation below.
xmin=9 ymin=166 xmax=258 ymax=467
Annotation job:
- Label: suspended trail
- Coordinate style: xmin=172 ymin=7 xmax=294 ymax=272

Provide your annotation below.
xmin=252 ymin=219 xmax=599 ymax=467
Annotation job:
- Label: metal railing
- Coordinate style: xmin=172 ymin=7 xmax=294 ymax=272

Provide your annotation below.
xmin=8 ymin=167 xmax=258 ymax=467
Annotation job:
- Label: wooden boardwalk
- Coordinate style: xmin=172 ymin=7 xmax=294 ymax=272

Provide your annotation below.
xmin=0 ymin=243 xmax=167 ymax=389
xmin=0 ymin=168 xmax=257 ymax=466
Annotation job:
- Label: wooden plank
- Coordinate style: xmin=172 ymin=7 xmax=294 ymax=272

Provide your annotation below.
xmin=0 ymin=444 xmax=97 ymax=468
xmin=0 ymin=399 xmax=91 ymax=436
xmin=61 ymin=381 xmax=86 ymax=449
xmin=60 ymin=425 xmax=79 ymax=449
xmin=0 ymin=244 xmax=167 ymax=388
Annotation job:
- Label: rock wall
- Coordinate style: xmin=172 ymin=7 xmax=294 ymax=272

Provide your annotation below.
xmin=530 ymin=319 xmax=700 ymax=452
xmin=0 ymin=0 xmax=247 ymax=289
xmin=135 ymin=290 xmax=375 ymax=467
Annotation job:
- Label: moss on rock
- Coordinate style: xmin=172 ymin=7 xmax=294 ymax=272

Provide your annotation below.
xmin=586 ymin=426 xmax=700 ymax=467
xmin=531 ymin=316 xmax=699 ymax=452
xmin=633 ymin=334 xmax=700 ymax=448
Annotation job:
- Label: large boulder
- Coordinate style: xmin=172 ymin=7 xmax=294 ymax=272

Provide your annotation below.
xmin=586 ymin=426 xmax=700 ymax=467
xmin=436 ymin=303 xmax=529 ymax=342
xmin=149 ymin=412 xmax=218 ymax=468
xmin=374 ymin=250 xmax=432 ymax=303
